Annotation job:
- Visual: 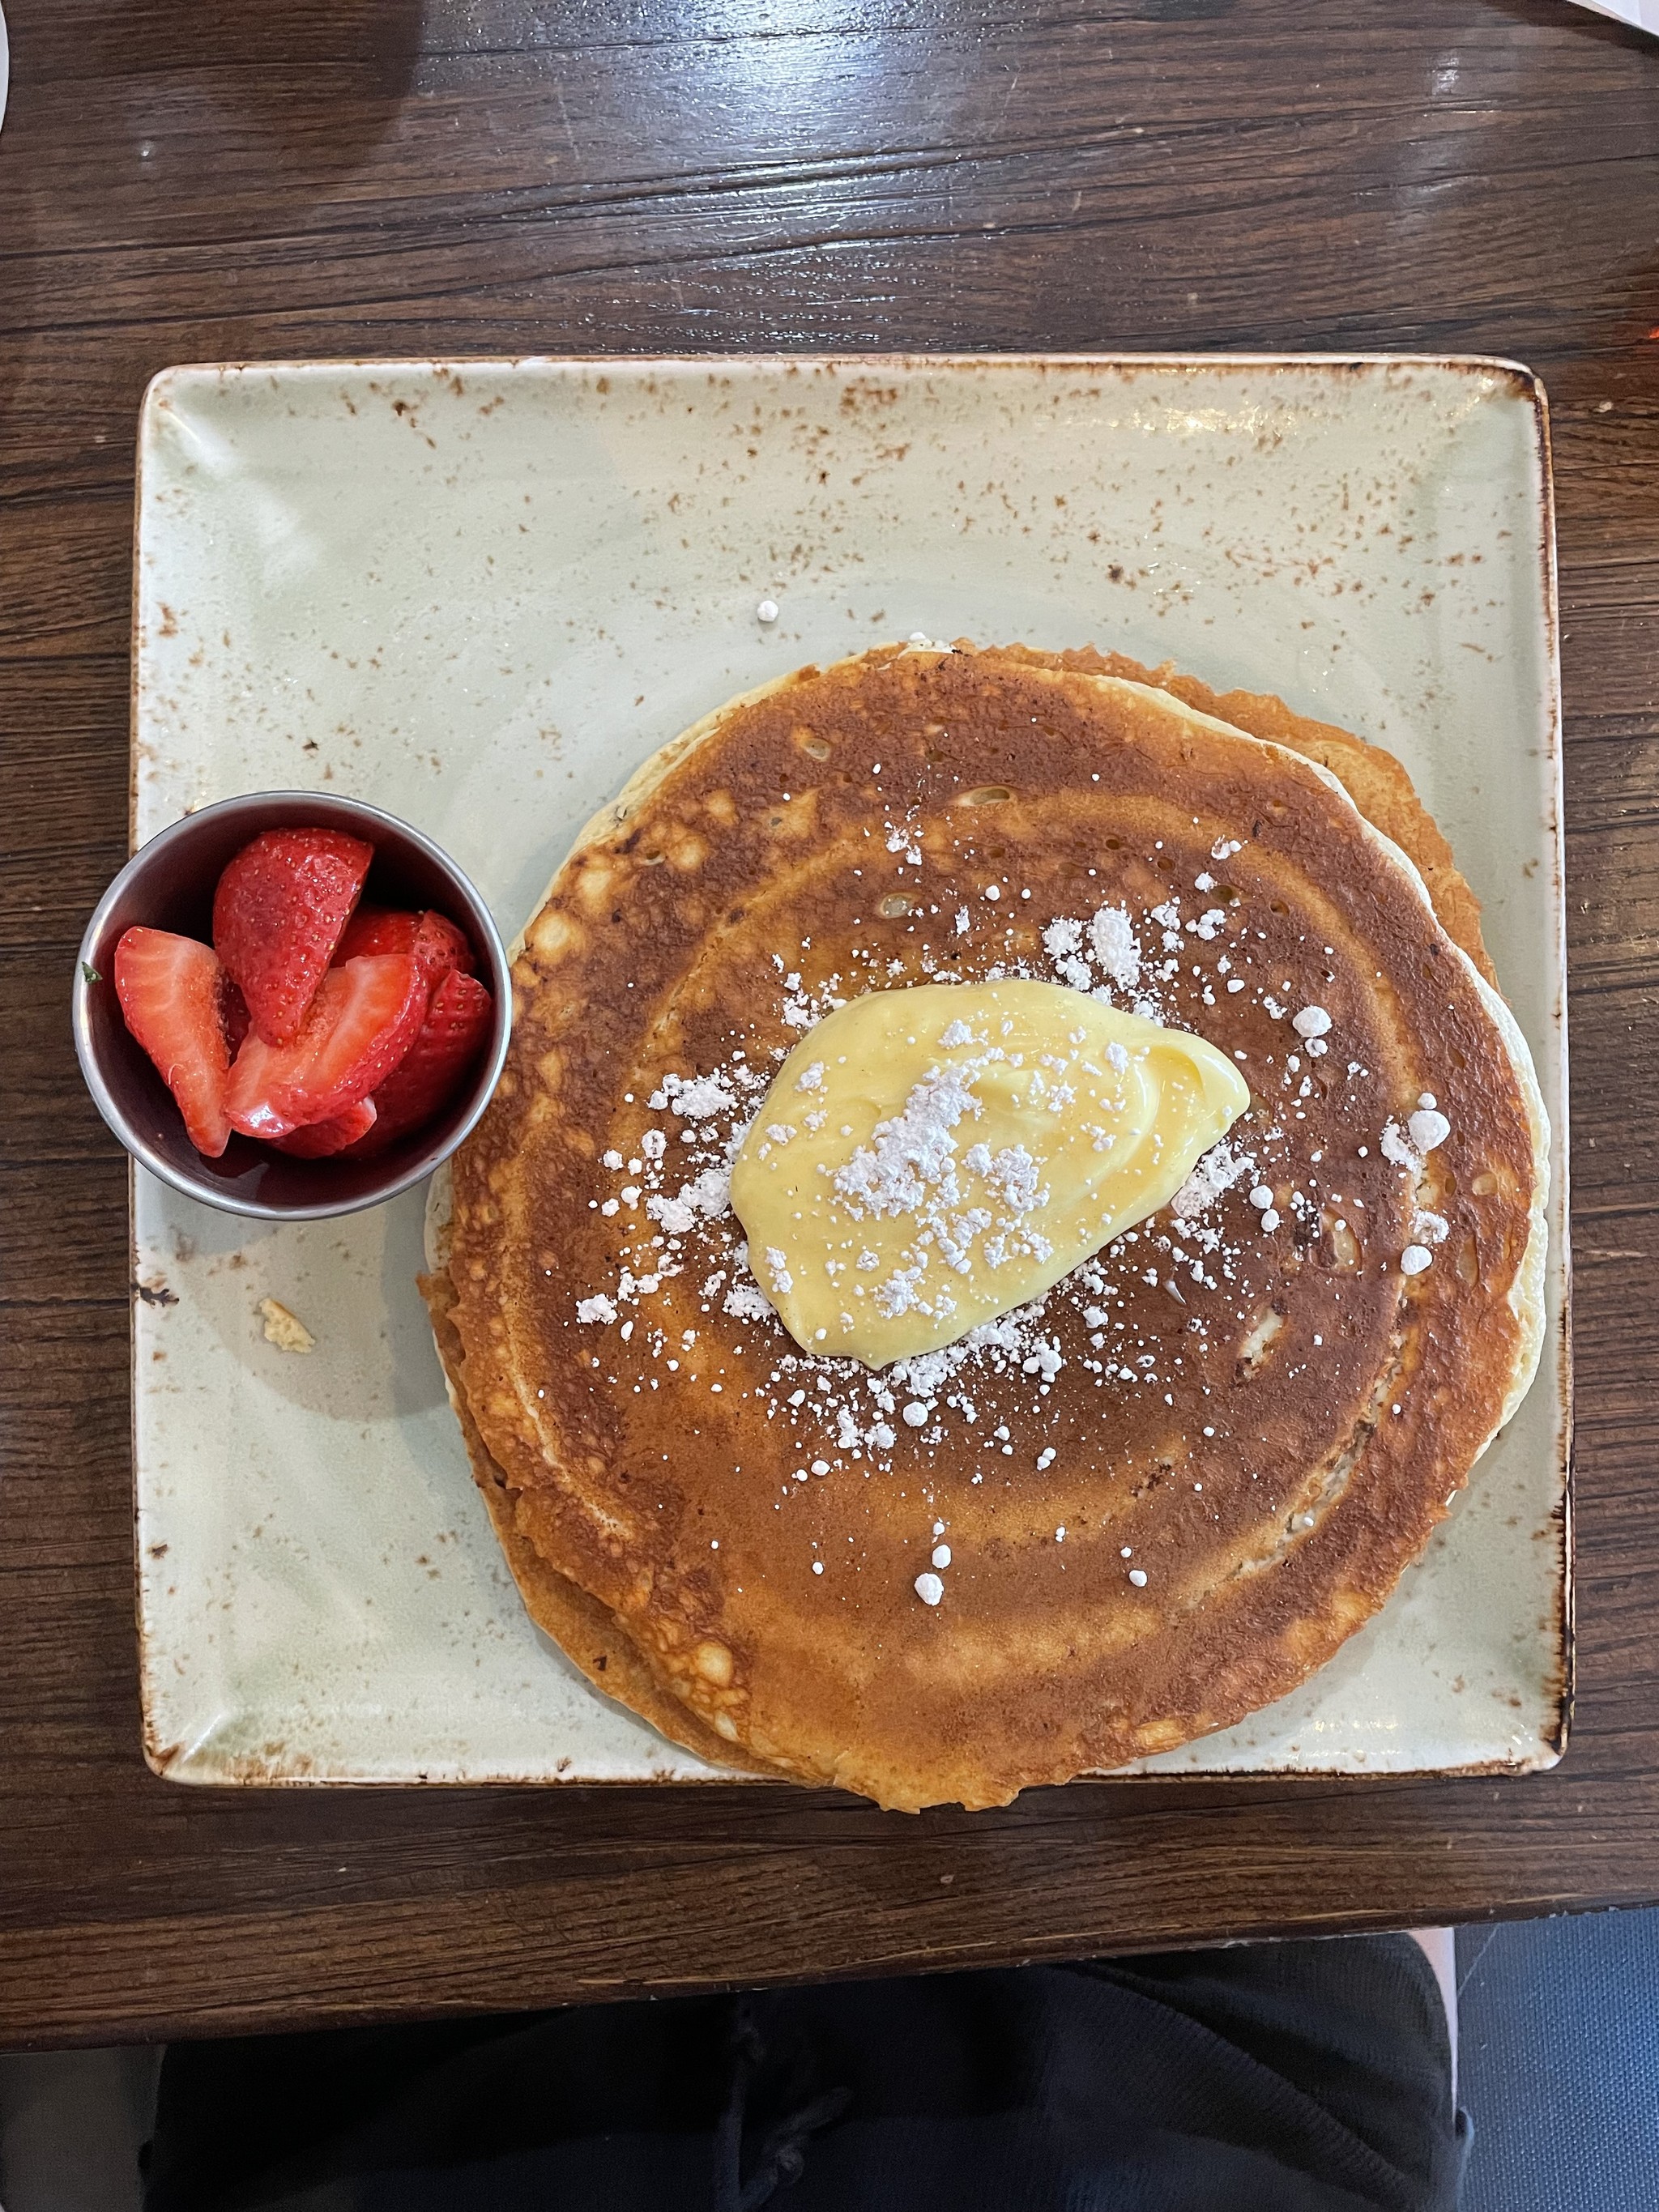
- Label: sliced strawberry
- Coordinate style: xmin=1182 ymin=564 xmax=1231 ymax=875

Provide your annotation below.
xmin=213 ymin=828 xmax=373 ymax=1046
xmin=335 ymin=906 xmax=475 ymax=988
xmin=113 ymin=927 xmax=233 ymax=1157
xmin=220 ymin=975 xmax=251 ymax=1058
xmin=269 ymin=1096 xmax=377 ymax=1157
xmin=225 ymin=953 xmax=425 ymax=1140
xmin=334 ymin=905 xmax=418 ymax=964
xmin=343 ymin=970 xmax=493 ymax=1156
xmin=412 ymin=910 xmax=476 ymax=983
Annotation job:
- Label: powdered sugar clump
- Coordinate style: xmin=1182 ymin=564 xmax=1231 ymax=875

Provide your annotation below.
xmin=1170 ymin=1139 xmax=1256 ymax=1224
xmin=655 ymin=1069 xmax=740 ymax=1122
xmin=646 ymin=1192 xmax=697 ymax=1236
xmin=962 ymin=1140 xmax=1043 ymax=1217
xmin=1379 ymin=1119 xmax=1418 ymax=1172
xmin=1089 ymin=906 xmax=1142 ymax=991
xmin=833 ymin=1062 xmax=983 ymax=1220
xmin=1038 ymin=902 xmax=1147 ymax=1004
xmin=1408 ymin=1106 xmax=1450 ymax=1154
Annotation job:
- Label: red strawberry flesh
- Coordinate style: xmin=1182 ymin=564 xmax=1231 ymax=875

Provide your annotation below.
xmin=213 ymin=828 xmax=373 ymax=1046
xmin=270 ymin=1096 xmax=377 ymax=1157
xmin=225 ymin=953 xmax=425 ymax=1140
xmin=113 ymin=927 xmax=233 ymax=1157
xmin=334 ymin=906 xmax=417 ymax=964
xmin=343 ymin=969 xmax=493 ymax=1156
xmin=335 ymin=905 xmax=475 ymax=989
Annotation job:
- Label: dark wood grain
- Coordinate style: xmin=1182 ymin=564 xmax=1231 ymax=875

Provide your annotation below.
xmin=2 ymin=0 xmax=1658 ymax=2049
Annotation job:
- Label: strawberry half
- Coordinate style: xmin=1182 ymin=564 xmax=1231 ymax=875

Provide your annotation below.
xmin=213 ymin=828 xmax=373 ymax=1046
xmin=335 ymin=906 xmax=475 ymax=989
xmin=269 ymin=1096 xmax=377 ymax=1157
xmin=342 ymin=970 xmax=493 ymax=1156
xmin=225 ymin=953 xmax=425 ymax=1140
xmin=333 ymin=905 xmax=417 ymax=964
xmin=113 ymin=927 xmax=234 ymax=1157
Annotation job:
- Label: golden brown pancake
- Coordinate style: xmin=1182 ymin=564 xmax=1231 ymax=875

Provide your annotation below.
xmin=987 ymin=643 xmax=1495 ymax=986
xmin=438 ymin=645 xmax=1546 ymax=1811
xmin=422 ymin=1264 xmax=777 ymax=1775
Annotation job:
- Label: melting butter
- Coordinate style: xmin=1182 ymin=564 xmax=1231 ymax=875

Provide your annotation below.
xmin=730 ymin=978 xmax=1248 ymax=1366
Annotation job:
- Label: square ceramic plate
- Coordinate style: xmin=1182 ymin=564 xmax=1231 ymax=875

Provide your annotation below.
xmin=131 ymin=355 xmax=1567 ymax=1787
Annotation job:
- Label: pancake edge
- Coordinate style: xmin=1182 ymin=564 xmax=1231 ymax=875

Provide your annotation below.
xmin=428 ymin=645 xmax=1550 ymax=1794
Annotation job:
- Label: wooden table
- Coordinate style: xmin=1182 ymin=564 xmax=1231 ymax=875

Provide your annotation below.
xmin=3 ymin=0 xmax=1657 ymax=2051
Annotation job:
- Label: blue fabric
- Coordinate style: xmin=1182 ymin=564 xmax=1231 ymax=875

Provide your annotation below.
xmin=1458 ymin=1910 xmax=1659 ymax=2212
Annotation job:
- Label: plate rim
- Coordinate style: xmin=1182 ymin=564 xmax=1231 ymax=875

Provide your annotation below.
xmin=130 ymin=350 xmax=1572 ymax=1788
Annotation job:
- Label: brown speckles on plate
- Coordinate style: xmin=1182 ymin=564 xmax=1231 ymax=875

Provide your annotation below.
xmin=130 ymin=354 xmax=1566 ymax=1788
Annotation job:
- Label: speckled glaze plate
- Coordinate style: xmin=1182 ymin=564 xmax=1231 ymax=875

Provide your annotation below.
xmin=131 ymin=356 xmax=1567 ymax=1788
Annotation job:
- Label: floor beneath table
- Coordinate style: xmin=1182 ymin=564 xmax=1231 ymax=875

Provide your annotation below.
xmin=2 ymin=1913 xmax=1655 ymax=2209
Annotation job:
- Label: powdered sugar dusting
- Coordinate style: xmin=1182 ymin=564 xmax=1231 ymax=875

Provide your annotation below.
xmin=554 ymin=808 xmax=1420 ymax=1610
xmin=1171 ymin=1139 xmax=1257 ymax=1224
xmin=1090 ymin=906 xmax=1142 ymax=991
xmin=832 ymin=1062 xmax=983 ymax=1221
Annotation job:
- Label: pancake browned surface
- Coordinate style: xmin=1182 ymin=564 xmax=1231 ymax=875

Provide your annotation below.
xmin=421 ymin=1262 xmax=778 ymax=1775
xmin=987 ymin=641 xmax=1495 ymax=984
xmin=441 ymin=645 xmax=1546 ymax=1811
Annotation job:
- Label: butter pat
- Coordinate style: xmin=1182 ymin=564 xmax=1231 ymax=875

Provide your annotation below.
xmin=730 ymin=979 xmax=1247 ymax=1366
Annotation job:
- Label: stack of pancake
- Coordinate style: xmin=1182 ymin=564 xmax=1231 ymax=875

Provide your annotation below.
xmin=424 ymin=642 xmax=1547 ymax=1811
